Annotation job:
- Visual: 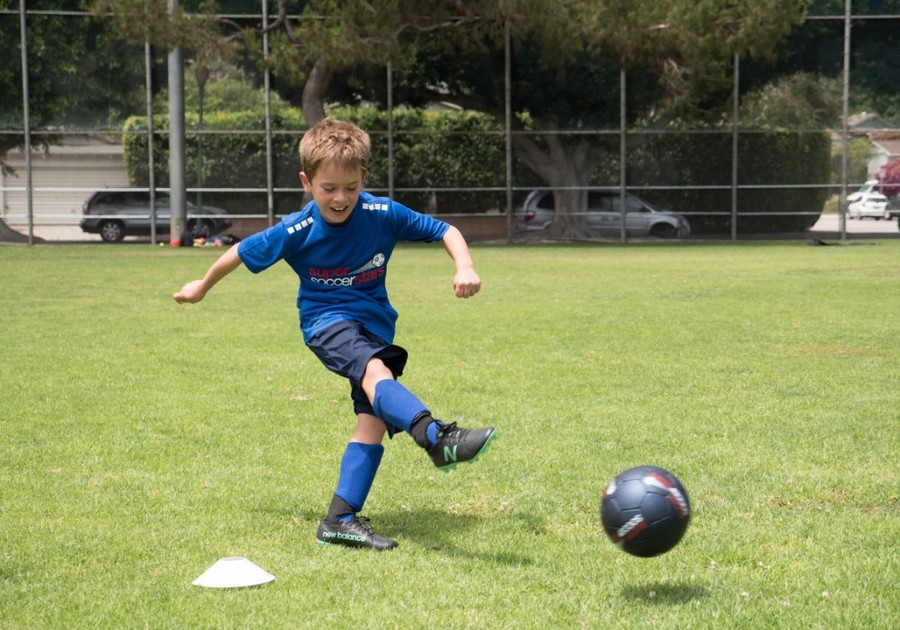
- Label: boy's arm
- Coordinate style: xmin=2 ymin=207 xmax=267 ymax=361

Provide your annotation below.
xmin=173 ymin=244 xmax=244 ymax=304
xmin=441 ymin=225 xmax=481 ymax=299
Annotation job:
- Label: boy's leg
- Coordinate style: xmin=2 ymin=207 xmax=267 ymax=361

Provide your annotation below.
xmin=330 ymin=414 xmax=387 ymax=519
xmin=364 ymin=359 xmax=496 ymax=472
xmin=317 ymin=414 xmax=398 ymax=551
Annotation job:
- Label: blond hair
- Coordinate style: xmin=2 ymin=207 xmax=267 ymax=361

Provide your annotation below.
xmin=299 ymin=118 xmax=371 ymax=182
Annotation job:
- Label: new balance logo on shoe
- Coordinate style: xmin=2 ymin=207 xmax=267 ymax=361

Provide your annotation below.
xmin=316 ymin=515 xmax=398 ymax=551
xmin=320 ymin=530 xmax=366 ymax=543
xmin=426 ymin=422 xmax=495 ymax=472
xmin=443 ymin=445 xmax=458 ymax=463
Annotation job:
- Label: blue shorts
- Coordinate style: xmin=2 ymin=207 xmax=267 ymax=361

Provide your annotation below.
xmin=306 ymin=320 xmax=409 ymax=416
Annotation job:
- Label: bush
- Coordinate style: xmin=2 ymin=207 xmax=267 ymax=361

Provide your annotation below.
xmin=122 ymin=110 xmax=831 ymax=231
xmin=628 ymin=131 xmax=831 ymax=233
xmin=875 ymin=157 xmax=900 ymax=199
xmin=831 ymin=137 xmax=872 ymax=186
xmin=123 ymin=107 xmax=507 ymax=216
xmin=122 ymin=110 xmax=305 ymax=215
xmin=329 ymin=107 xmax=507 ymax=213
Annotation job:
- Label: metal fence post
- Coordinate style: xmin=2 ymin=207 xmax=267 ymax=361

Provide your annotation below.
xmin=146 ymin=40 xmax=157 ymax=245
xmin=504 ymin=20 xmax=513 ymax=243
xmin=167 ymin=0 xmax=186 ymax=242
xmin=619 ymin=68 xmax=627 ymax=243
xmin=18 ymin=0 xmax=33 ymax=245
xmin=839 ymin=0 xmax=851 ymax=240
xmin=387 ymin=60 xmax=394 ymax=201
xmin=262 ymin=0 xmax=275 ymax=226
xmin=731 ymin=53 xmax=740 ymax=242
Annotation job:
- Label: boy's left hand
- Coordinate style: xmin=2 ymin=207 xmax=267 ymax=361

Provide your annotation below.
xmin=453 ymin=267 xmax=481 ymax=299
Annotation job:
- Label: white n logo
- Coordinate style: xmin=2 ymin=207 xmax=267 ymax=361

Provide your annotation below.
xmin=443 ymin=445 xmax=458 ymax=462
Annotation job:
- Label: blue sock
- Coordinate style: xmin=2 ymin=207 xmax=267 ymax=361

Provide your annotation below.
xmin=426 ymin=421 xmax=442 ymax=446
xmin=372 ymin=380 xmax=428 ymax=433
xmin=334 ymin=442 xmax=384 ymax=515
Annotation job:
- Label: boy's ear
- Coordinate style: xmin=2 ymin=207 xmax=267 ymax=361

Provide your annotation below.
xmin=299 ymin=171 xmax=311 ymax=192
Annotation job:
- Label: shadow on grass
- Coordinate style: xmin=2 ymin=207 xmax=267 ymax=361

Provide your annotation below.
xmin=385 ymin=508 xmax=539 ymax=565
xmin=621 ymin=581 xmax=708 ymax=605
xmin=294 ymin=506 xmax=539 ymax=566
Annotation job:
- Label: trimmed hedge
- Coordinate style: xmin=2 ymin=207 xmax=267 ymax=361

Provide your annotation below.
xmin=627 ymin=131 xmax=831 ymax=233
xmin=122 ymin=111 xmax=304 ymax=215
xmin=122 ymin=108 xmax=830 ymax=232
xmin=122 ymin=107 xmax=506 ymax=216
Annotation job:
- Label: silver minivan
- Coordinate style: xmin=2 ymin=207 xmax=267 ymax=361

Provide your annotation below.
xmin=516 ymin=189 xmax=691 ymax=239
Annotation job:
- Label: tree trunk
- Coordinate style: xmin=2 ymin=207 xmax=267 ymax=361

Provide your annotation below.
xmin=513 ymin=132 xmax=595 ymax=237
xmin=0 ymin=218 xmax=38 ymax=243
xmin=297 ymin=59 xmax=336 ymax=207
xmin=301 ymin=59 xmax=333 ymax=127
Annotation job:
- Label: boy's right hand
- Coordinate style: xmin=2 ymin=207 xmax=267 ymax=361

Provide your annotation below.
xmin=173 ymin=280 xmax=207 ymax=304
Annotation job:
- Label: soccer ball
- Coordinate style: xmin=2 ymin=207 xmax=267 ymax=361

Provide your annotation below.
xmin=600 ymin=465 xmax=691 ymax=557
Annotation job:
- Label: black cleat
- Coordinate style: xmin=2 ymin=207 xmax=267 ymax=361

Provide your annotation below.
xmin=316 ymin=515 xmax=398 ymax=551
xmin=427 ymin=422 xmax=496 ymax=472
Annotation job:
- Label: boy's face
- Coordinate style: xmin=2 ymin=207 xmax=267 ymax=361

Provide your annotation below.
xmin=300 ymin=162 xmax=364 ymax=225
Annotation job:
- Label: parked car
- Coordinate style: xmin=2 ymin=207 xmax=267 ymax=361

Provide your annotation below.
xmin=847 ymin=191 xmax=891 ymax=220
xmin=80 ymin=191 xmax=232 ymax=242
xmin=516 ymin=189 xmax=691 ymax=238
xmin=846 ymin=179 xmax=897 ymax=220
xmin=845 ymin=179 xmax=880 ymax=204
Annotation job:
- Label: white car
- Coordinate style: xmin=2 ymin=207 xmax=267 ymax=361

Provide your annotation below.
xmin=846 ymin=179 xmax=880 ymax=204
xmin=848 ymin=191 xmax=891 ymax=220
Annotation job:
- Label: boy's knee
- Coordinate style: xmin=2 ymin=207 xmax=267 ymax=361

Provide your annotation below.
xmin=353 ymin=413 xmax=387 ymax=444
xmin=361 ymin=358 xmax=394 ymax=398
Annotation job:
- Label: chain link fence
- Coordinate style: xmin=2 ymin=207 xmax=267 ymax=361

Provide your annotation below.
xmin=1 ymin=4 xmax=898 ymax=243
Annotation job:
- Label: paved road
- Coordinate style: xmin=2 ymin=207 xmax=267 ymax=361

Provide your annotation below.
xmin=6 ymin=212 xmax=899 ymax=243
xmin=804 ymin=213 xmax=898 ymax=239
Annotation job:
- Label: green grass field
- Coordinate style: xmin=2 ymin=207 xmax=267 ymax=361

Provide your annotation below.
xmin=1 ymin=241 xmax=897 ymax=628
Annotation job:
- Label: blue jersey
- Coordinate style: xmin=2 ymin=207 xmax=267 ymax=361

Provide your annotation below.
xmin=237 ymin=191 xmax=449 ymax=343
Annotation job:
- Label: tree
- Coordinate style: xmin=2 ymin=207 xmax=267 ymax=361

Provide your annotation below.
xmin=240 ymin=0 xmax=807 ymax=235
xmin=739 ymin=72 xmax=842 ymax=130
xmin=875 ymin=157 xmax=900 ymax=199
xmin=0 ymin=1 xmax=147 ymax=167
xmin=419 ymin=0 xmax=806 ymax=235
xmin=832 ymin=137 xmax=874 ymax=188
xmin=0 ymin=0 xmax=147 ymax=240
xmin=91 ymin=0 xmax=227 ymax=57
xmin=88 ymin=0 xmax=808 ymax=236
xmin=237 ymin=0 xmax=487 ymax=126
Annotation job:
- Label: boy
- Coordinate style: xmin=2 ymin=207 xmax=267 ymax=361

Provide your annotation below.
xmin=173 ymin=117 xmax=495 ymax=551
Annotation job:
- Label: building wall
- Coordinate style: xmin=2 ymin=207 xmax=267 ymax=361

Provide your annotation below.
xmin=1 ymin=136 xmax=129 ymax=225
xmin=868 ymin=138 xmax=900 ymax=178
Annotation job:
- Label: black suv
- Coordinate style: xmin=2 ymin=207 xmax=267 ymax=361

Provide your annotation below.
xmin=80 ymin=191 xmax=232 ymax=242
